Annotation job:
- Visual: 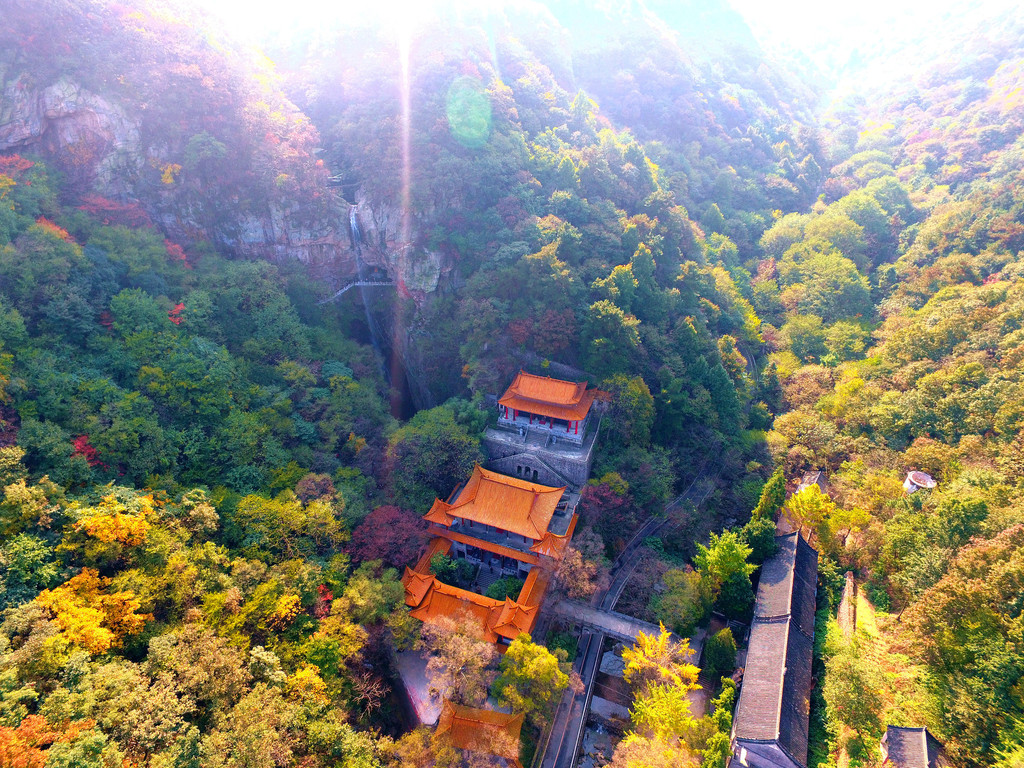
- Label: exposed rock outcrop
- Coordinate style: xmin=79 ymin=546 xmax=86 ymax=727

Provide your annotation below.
xmin=0 ymin=75 xmax=142 ymax=196
xmin=351 ymin=196 xmax=451 ymax=301
xmin=0 ymin=70 xmax=453 ymax=306
xmin=0 ymin=67 xmax=359 ymax=270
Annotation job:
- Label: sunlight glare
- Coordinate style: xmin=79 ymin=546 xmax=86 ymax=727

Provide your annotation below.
xmin=204 ymin=0 xmax=438 ymax=40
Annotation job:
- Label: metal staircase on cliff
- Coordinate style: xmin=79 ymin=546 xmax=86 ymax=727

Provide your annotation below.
xmin=317 ymin=280 xmax=393 ymax=304
xmin=318 ymin=204 xmax=395 ymax=304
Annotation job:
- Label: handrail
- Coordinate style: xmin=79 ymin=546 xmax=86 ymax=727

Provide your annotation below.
xmin=317 ymin=280 xmax=393 ymax=304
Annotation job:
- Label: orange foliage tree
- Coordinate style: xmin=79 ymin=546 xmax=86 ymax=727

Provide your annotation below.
xmin=0 ymin=716 xmax=97 ymax=768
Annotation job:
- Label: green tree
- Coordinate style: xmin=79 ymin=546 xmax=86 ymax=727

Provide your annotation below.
xmin=484 ymin=576 xmax=524 ymax=601
xmin=791 ymin=254 xmax=872 ymax=324
xmin=701 ymin=629 xmax=737 ymax=681
xmin=695 ymin=531 xmax=755 ymax=618
xmin=583 ymin=300 xmax=640 ymax=379
xmin=822 ymin=642 xmax=884 ymax=757
xmin=781 ymin=314 xmax=827 ymax=362
xmin=0 ymin=533 xmax=59 ymax=609
xmin=604 ymin=373 xmax=655 ymax=447
xmin=700 ymin=680 xmax=736 ymax=768
xmin=387 ymin=405 xmax=482 ymax=510
xmin=492 ymin=633 xmax=570 ymax=727
xmin=694 ymin=531 xmax=755 ymax=596
xmin=823 ymin=320 xmax=870 ymax=365
xmin=739 ymin=515 xmax=778 ymax=565
xmin=653 ymin=569 xmax=711 ymax=637
xmin=753 ymin=468 xmax=787 ymax=519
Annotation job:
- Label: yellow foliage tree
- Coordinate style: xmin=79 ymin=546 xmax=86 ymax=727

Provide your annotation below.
xmin=285 ymin=664 xmax=330 ymax=706
xmin=35 ymin=568 xmax=151 ymax=654
xmin=784 ymin=484 xmax=835 ymax=541
xmin=60 ymin=489 xmax=155 ymax=566
xmin=623 ymin=625 xmax=699 ymax=696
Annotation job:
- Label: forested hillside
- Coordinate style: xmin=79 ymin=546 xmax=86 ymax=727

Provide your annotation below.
xmin=0 ymin=0 xmax=338 ymax=260
xmin=761 ymin=7 xmax=1024 ymax=766
xmin=2 ymin=0 xmax=1024 ymax=766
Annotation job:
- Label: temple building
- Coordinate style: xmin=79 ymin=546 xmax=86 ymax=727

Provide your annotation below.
xmin=436 ymin=701 xmax=525 ymax=768
xmin=402 ymin=464 xmax=578 ymax=647
xmin=498 ymin=370 xmax=600 ymax=439
xmin=484 ymin=370 xmax=608 ymax=489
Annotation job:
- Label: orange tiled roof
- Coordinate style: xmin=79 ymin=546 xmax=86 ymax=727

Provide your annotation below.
xmin=432 ymin=465 xmax=565 ymax=541
xmin=493 ymin=598 xmax=538 ymax=642
xmin=401 ymin=560 xmax=549 ymax=643
xmin=403 ymin=567 xmax=435 ymax=605
xmin=407 ymin=578 xmax=504 ymax=642
xmin=424 ymin=499 xmax=455 ymax=526
xmin=410 ymin=536 xmax=452 ymax=575
xmin=516 ymin=566 xmax=550 ymax=609
xmin=492 ymin=567 xmax=552 ymax=639
xmin=437 ymin=701 xmax=524 ymax=767
xmin=499 ymin=370 xmax=599 ymax=422
xmin=529 ymin=513 xmax=579 ymax=559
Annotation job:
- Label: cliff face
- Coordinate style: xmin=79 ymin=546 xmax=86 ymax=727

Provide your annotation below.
xmin=0 ymin=68 xmax=454 ymax=305
xmin=0 ymin=75 xmax=142 ymax=197
xmin=352 ymin=196 xmax=450 ymax=300
xmin=0 ymin=0 xmax=457 ymax=410
xmin=0 ymin=68 xmax=348 ymax=266
xmin=349 ymin=196 xmax=454 ymax=411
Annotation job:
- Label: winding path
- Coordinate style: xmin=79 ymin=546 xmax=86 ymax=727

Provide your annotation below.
xmin=533 ymin=468 xmax=719 ymax=768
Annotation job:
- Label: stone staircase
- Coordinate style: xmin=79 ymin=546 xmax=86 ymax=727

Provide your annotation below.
xmin=526 ymin=429 xmax=550 ymax=449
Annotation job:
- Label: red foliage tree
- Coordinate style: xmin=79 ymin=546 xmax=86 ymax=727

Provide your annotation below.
xmin=507 ymin=318 xmax=533 ymax=347
xmin=76 ymin=195 xmax=153 ymax=228
xmin=0 ymin=155 xmax=34 ymax=175
xmin=348 ymin=505 xmax=428 ymax=569
xmin=168 ymin=302 xmax=185 ymax=325
xmin=534 ymin=309 xmax=577 ymax=357
xmin=578 ymin=483 xmax=640 ymax=557
xmin=295 ymin=472 xmax=335 ymax=503
xmin=71 ymin=435 xmax=106 ymax=469
xmin=313 ymin=584 xmax=333 ymax=619
xmin=164 ymin=240 xmax=192 ymax=269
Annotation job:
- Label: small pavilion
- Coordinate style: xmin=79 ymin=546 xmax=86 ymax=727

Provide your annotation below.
xmin=497 ymin=370 xmax=605 ymax=441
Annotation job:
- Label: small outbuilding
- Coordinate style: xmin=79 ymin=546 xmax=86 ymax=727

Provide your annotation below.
xmin=796 ymin=470 xmax=827 ymax=494
xmin=880 ymin=726 xmax=950 ymax=768
xmin=903 ymin=471 xmax=937 ymax=493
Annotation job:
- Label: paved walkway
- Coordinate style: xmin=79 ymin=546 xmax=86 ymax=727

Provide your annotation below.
xmin=551 ymin=600 xmax=664 ymax=644
xmin=533 ymin=468 xmax=720 ymax=768
xmin=394 ymin=650 xmax=442 ymax=726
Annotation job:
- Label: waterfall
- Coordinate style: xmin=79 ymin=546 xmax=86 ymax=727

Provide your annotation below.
xmin=348 ymin=204 xmax=362 ymax=254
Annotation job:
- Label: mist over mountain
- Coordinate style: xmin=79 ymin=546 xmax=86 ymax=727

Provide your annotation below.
xmin=2 ymin=1 xmax=1024 ymax=766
